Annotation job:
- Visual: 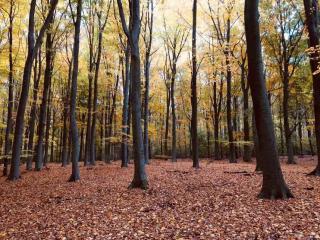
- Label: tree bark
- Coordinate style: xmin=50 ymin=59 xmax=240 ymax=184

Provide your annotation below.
xmin=68 ymin=0 xmax=82 ymax=182
xmin=191 ymin=0 xmax=199 ymax=168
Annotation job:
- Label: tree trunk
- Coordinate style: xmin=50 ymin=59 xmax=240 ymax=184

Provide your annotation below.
xmin=171 ymin=69 xmax=177 ymax=163
xmin=121 ymin=45 xmax=131 ymax=167
xmin=3 ymin=1 xmax=15 ymax=176
xmin=68 ymin=0 xmax=82 ymax=182
xmin=304 ymin=0 xmax=320 ymax=176
xmin=26 ymin=49 xmax=42 ymax=170
xmin=245 ymin=0 xmax=293 ymax=199
xmin=283 ymin=72 xmax=295 ymax=164
xmin=191 ymin=0 xmax=199 ymax=168
xmin=34 ymin=17 xmax=54 ymax=171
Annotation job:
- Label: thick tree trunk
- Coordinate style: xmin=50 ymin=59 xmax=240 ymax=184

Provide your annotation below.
xmin=245 ymin=0 xmax=293 ymax=199
xmin=8 ymin=0 xmax=58 ymax=180
xmin=242 ymin=74 xmax=252 ymax=162
xmin=68 ymin=0 xmax=82 ymax=182
xmin=191 ymin=0 xmax=199 ymax=168
xmin=304 ymin=0 xmax=320 ymax=176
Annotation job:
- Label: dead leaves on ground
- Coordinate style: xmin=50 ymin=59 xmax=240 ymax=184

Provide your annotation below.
xmin=0 ymin=157 xmax=320 ymax=239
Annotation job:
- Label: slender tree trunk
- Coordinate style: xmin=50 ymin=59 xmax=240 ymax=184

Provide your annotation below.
xmin=8 ymin=0 xmax=58 ymax=180
xmin=90 ymin=22 xmax=104 ymax=166
xmin=43 ymin=93 xmax=52 ymax=167
xmin=121 ymin=45 xmax=131 ymax=167
xmin=34 ymin=18 xmax=54 ymax=171
xmin=242 ymin=71 xmax=251 ymax=162
xmin=245 ymin=0 xmax=293 ymax=199
xmin=191 ymin=0 xmax=199 ymax=168
xmin=226 ymin=17 xmax=236 ymax=163
xmin=171 ymin=69 xmax=177 ymax=162
xmin=3 ymin=1 xmax=15 ymax=176
xmin=68 ymin=0 xmax=82 ymax=182
xmin=283 ymin=72 xmax=295 ymax=164
xmin=304 ymin=0 xmax=320 ymax=175
xmin=165 ymin=87 xmax=170 ymax=156
xmin=61 ymin=59 xmax=72 ymax=167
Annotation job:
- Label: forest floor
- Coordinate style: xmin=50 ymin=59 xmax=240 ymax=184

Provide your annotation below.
xmin=0 ymin=157 xmax=320 ymax=240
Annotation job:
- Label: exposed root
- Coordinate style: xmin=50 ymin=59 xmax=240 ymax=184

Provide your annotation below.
xmin=68 ymin=174 xmax=80 ymax=182
xmin=307 ymin=168 xmax=320 ymax=176
xmin=258 ymin=185 xmax=294 ymax=200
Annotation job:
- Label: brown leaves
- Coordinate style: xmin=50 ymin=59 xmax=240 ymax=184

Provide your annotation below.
xmin=0 ymin=158 xmax=320 ymax=239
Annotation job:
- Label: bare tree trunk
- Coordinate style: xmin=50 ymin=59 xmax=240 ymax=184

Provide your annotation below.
xmin=68 ymin=0 xmax=82 ymax=182
xmin=3 ymin=1 xmax=15 ymax=176
xmin=245 ymin=0 xmax=293 ymax=199
xmin=34 ymin=16 xmax=55 ymax=171
xmin=191 ymin=0 xmax=199 ymax=168
xmin=283 ymin=72 xmax=295 ymax=164
xmin=121 ymin=44 xmax=130 ymax=167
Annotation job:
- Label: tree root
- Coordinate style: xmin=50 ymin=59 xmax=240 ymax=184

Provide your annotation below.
xmin=128 ymin=179 xmax=149 ymax=190
xmin=258 ymin=185 xmax=294 ymax=200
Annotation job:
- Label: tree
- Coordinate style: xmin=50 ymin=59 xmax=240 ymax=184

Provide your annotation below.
xmin=142 ymin=0 xmax=154 ymax=164
xmin=117 ymin=0 xmax=148 ymax=189
xmin=191 ymin=0 xmax=199 ymax=168
xmin=68 ymin=0 xmax=82 ymax=182
xmin=244 ymin=0 xmax=293 ymax=199
xmin=34 ymin=8 xmax=55 ymax=171
xmin=208 ymin=0 xmax=237 ymax=163
xmin=303 ymin=0 xmax=320 ymax=176
xmin=8 ymin=0 xmax=59 ymax=180
xmin=2 ymin=0 xmax=16 ymax=176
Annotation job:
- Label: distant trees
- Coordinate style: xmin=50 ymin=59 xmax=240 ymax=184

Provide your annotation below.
xmin=245 ymin=0 xmax=293 ymax=199
xmin=163 ymin=23 xmax=189 ymax=162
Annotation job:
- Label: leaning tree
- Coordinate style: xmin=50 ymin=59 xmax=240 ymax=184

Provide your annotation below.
xmin=244 ymin=0 xmax=293 ymax=199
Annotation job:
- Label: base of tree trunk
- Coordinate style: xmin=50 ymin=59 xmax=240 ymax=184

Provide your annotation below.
xmin=258 ymin=185 xmax=294 ymax=199
xmin=121 ymin=163 xmax=128 ymax=168
xmin=128 ymin=179 xmax=149 ymax=190
xmin=255 ymin=165 xmax=263 ymax=172
xmin=307 ymin=168 xmax=320 ymax=176
xmin=7 ymin=174 xmax=21 ymax=181
xmin=68 ymin=174 xmax=80 ymax=182
xmin=287 ymin=161 xmax=297 ymax=165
